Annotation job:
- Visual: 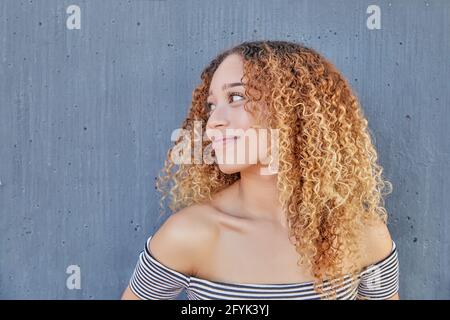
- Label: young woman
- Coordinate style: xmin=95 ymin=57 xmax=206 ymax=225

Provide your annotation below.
xmin=121 ymin=40 xmax=399 ymax=300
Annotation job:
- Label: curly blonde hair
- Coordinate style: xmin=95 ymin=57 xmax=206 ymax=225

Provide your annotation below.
xmin=155 ymin=40 xmax=393 ymax=298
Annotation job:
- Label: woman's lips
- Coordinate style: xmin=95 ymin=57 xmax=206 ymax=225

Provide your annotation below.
xmin=212 ymin=136 xmax=240 ymax=148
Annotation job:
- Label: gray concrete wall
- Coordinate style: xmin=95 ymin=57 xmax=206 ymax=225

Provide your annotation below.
xmin=0 ymin=0 xmax=449 ymax=299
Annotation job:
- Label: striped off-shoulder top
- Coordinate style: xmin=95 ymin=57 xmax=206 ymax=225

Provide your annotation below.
xmin=128 ymin=235 xmax=399 ymax=300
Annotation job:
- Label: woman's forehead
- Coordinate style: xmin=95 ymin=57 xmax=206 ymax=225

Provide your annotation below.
xmin=210 ymin=54 xmax=244 ymax=85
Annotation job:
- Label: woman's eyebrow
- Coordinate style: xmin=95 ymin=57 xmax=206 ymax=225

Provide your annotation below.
xmin=208 ymin=82 xmax=243 ymax=97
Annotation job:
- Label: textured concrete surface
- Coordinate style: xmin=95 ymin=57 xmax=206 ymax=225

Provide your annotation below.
xmin=0 ymin=0 xmax=449 ymax=299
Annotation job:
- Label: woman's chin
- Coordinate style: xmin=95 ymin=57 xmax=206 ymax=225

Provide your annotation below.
xmin=216 ymin=163 xmax=250 ymax=175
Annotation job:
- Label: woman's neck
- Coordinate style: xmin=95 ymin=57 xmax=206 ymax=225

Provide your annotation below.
xmin=235 ymin=166 xmax=286 ymax=227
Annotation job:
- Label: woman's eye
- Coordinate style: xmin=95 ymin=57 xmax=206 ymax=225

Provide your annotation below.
xmin=206 ymin=93 xmax=245 ymax=114
xmin=207 ymin=103 xmax=216 ymax=112
xmin=229 ymin=92 xmax=245 ymax=103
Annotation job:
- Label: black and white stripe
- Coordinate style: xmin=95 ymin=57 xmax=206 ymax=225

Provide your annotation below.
xmin=129 ymin=236 xmax=189 ymax=299
xmin=356 ymin=240 xmax=399 ymax=299
xmin=129 ymin=235 xmax=399 ymax=300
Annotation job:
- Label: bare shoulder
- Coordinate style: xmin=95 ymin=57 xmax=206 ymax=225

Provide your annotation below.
xmin=358 ymin=215 xmax=395 ymax=268
xmin=148 ymin=203 xmax=220 ymax=276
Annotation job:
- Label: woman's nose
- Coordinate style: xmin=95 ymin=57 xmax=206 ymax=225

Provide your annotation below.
xmin=206 ymin=108 xmax=229 ymax=130
xmin=206 ymin=118 xmax=228 ymax=130
xmin=206 ymin=109 xmax=229 ymax=141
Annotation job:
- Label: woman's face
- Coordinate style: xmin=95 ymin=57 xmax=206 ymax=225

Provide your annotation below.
xmin=205 ymin=54 xmax=272 ymax=175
